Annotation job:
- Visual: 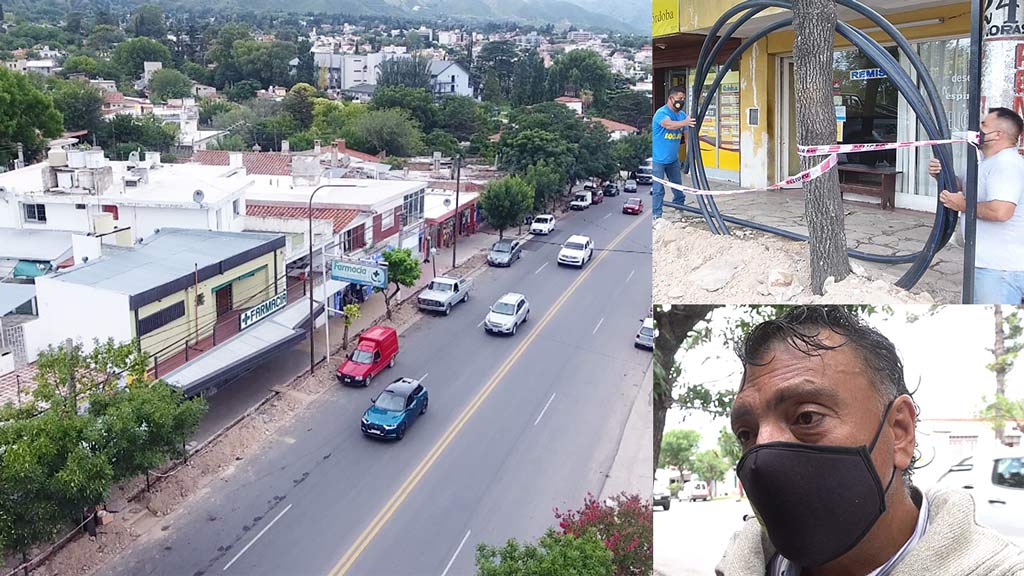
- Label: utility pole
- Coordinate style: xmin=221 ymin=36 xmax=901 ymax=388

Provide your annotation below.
xmin=451 ymin=156 xmax=461 ymax=270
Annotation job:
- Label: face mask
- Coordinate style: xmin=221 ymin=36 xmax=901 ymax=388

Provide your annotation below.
xmin=978 ymin=129 xmax=999 ymax=146
xmin=671 ymin=100 xmax=684 ymax=112
xmin=736 ymin=400 xmax=897 ymax=568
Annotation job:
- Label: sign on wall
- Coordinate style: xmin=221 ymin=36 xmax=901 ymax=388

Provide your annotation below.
xmin=653 ymin=0 xmax=679 ymax=38
xmin=850 ymin=68 xmax=887 ymax=80
xmin=982 ymin=1 xmax=1024 ymax=123
xmin=331 ymin=260 xmax=388 ymax=289
xmin=240 ymin=291 xmax=288 ymax=331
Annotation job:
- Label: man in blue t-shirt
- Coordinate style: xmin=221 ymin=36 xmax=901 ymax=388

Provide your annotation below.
xmin=651 ymin=86 xmax=696 ymax=218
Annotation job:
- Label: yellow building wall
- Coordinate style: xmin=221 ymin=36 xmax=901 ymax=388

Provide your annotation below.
xmin=679 ymin=0 xmax=788 ymax=34
xmin=133 ymin=249 xmax=285 ymax=361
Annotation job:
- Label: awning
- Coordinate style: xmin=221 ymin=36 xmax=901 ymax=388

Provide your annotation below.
xmin=13 ymin=260 xmax=51 ymax=278
xmin=0 ymin=284 xmax=36 ymax=316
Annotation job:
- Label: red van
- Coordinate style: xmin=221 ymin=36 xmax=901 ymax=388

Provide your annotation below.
xmin=337 ymin=325 xmax=399 ymax=386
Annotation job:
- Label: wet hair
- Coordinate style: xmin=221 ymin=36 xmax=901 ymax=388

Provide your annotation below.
xmin=738 ymin=306 xmax=919 ymax=482
xmin=988 ymin=107 xmax=1024 ymax=143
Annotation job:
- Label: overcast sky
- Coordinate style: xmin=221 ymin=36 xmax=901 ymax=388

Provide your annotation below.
xmin=666 ymin=305 xmax=1024 ymax=452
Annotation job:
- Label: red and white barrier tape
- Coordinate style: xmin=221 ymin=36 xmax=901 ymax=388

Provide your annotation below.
xmin=654 ymin=131 xmax=980 ymax=196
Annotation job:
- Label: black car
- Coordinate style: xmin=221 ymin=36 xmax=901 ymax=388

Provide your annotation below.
xmin=603 ymin=183 xmax=619 ymax=197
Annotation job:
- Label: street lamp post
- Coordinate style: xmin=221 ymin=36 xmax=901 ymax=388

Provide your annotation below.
xmin=451 ymin=155 xmax=461 ymax=270
xmin=308 ymin=183 xmax=357 ymax=375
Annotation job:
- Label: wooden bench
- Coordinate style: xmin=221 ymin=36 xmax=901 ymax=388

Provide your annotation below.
xmin=837 ymin=164 xmax=901 ymax=210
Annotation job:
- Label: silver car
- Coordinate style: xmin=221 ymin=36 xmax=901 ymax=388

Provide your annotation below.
xmin=488 ymin=238 xmax=523 ymax=267
xmin=484 ymin=292 xmax=530 ymax=336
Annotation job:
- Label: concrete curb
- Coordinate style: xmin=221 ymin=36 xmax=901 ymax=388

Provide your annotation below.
xmin=599 ymin=359 xmax=654 ymax=502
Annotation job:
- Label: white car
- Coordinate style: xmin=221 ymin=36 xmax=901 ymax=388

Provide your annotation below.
xmin=484 ymin=292 xmax=530 ymax=336
xmin=635 ymin=317 xmax=655 ymax=349
xmin=530 ymin=214 xmax=556 ymax=235
xmin=936 ymin=447 xmax=1024 ymax=545
xmin=557 ymin=235 xmax=594 ymax=268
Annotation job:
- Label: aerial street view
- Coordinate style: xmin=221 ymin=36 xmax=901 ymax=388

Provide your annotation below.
xmin=0 ymin=0 xmax=656 ymax=574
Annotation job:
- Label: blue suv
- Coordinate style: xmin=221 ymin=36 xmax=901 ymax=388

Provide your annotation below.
xmin=361 ymin=377 xmax=429 ymax=440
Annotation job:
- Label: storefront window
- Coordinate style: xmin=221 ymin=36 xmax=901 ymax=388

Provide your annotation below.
xmin=832 ymin=47 xmax=900 ymax=166
xmin=913 ymin=38 xmax=971 ymax=198
xmin=697 ymin=65 xmax=741 ymax=179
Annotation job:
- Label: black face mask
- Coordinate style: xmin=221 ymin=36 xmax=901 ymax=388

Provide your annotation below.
xmin=736 ymin=400 xmax=898 ymax=568
xmin=671 ymin=100 xmax=684 ymax=112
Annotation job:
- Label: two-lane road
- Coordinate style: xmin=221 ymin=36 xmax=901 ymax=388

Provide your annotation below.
xmin=102 ymin=195 xmax=652 ymax=576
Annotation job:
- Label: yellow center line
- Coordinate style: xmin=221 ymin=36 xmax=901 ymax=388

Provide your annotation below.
xmin=328 ymin=215 xmax=648 ymax=576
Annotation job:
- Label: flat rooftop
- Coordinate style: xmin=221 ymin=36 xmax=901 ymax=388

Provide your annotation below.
xmin=246 ymin=176 xmax=427 ymax=209
xmin=0 ymin=229 xmax=74 ymax=261
xmin=47 ymin=228 xmax=285 ymax=310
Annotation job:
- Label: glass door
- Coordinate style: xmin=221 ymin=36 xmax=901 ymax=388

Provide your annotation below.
xmin=778 ymin=57 xmax=800 ymax=180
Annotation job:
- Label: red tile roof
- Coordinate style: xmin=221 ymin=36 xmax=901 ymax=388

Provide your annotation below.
xmin=245 ymin=203 xmax=359 ymax=233
xmin=591 ymin=117 xmax=639 ymax=133
xmin=192 ymin=150 xmax=292 ymax=175
xmin=0 ymin=364 xmax=37 ymax=408
xmin=346 ymin=149 xmax=384 ymax=163
xmin=555 ymin=96 xmax=583 ymax=103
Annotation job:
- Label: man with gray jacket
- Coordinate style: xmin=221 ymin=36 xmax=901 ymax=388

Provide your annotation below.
xmin=718 ymin=306 xmax=1024 ymax=576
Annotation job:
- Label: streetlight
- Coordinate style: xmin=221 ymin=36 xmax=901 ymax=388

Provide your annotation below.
xmin=308 ymin=182 xmax=358 ymax=375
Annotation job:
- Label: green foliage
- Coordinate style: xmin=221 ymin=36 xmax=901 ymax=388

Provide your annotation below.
xmin=980 ymin=394 xmax=1024 ymax=436
xmin=181 ymin=61 xmax=214 ymax=86
xmin=95 ymin=114 xmax=177 ymax=157
xmin=112 ymin=37 xmax=172 ymax=79
xmin=510 ymin=50 xmax=548 ymax=107
xmin=131 ymin=5 xmax=167 ymax=40
xmin=199 ymin=98 xmax=239 ymax=126
xmin=717 ymin=427 xmax=742 ymax=468
xmin=376 ymin=55 xmax=431 ymax=91
xmin=149 ymin=68 xmax=193 ymax=103
xmin=554 ymin=493 xmax=653 ymax=576
xmin=371 ymin=86 xmax=437 ymax=132
xmin=342 ymin=303 xmax=361 ymax=328
xmin=612 ymin=133 xmax=650 ymax=176
xmin=284 ymin=83 xmax=318 ymax=129
xmin=575 ymin=122 xmax=617 ymax=182
xmin=691 ymin=450 xmax=730 ymax=494
xmin=87 ymin=25 xmax=125 ymax=51
xmin=658 ymin=429 xmax=700 ymax=471
xmin=224 ymin=79 xmax=262 ymax=103
xmin=48 ymin=77 xmax=104 ymax=133
xmin=438 ymin=95 xmax=484 ymax=142
xmin=424 ymin=130 xmax=461 ymax=157
xmin=988 ymin=307 xmax=1023 ymax=376
xmin=0 ymin=67 xmax=63 ymax=166
xmin=253 ymin=113 xmax=299 ymax=152
xmin=61 ymin=55 xmax=99 ymax=77
xmin=344 ymin=108 xmax=424 ymax=157
xmin=500 ymin=129 xmax=576 ymax=177
xmin=482 ymin=70 xmax=502 ymax=104
xmin=378 ymin=248 xmax=421 ymax=320
xmin=522 ymin=160 xmax=565 ymax=212
xmin=475 ymin=40 xmax=517 ymax=101
xmin=232 ymin=40 xmax=296 ymax=88
xmin=480 ymin=176 xmax=534 ymax=239
xmin=597 ymin=91 xmax=652 ymax=131
xmin=547 ymin=50 xmax=613 ymax=107
xmin=476 ymin=530 xmax=614 ymax=576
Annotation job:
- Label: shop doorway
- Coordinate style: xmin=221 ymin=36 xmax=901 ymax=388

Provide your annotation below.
xmin=215 ymin=285 xmax=233 ymax=317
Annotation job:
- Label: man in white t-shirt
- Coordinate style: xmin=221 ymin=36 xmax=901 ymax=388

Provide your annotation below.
xmin=929 ymin=107 xmax=1024 ymax=304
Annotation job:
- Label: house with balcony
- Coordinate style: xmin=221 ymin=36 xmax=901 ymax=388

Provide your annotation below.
xmin=428 ymin=60 xmax=472 ymax=99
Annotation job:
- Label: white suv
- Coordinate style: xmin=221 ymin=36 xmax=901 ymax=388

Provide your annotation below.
xmin=557 ymin=235 xmax=594 ymax=268
xmin=484 ymin=292 xmax=530 ymax=336
xmin=937 ymin=447 xmax=1024 ymax=545
xmin=530 ymin=214 xmax=556 ymax=235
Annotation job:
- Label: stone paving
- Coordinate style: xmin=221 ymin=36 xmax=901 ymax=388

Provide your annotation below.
xmin=663 ymin=181 xmax=965 ymax=303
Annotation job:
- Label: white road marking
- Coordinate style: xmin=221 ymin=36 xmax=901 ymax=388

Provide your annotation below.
xmin=441 ymin=530 xmax=472 ymax=576
xmin=625 ymin=269 xmax=635 ymax=283
xmin=534 ymin=262 xmax=548 ymax=275
xmin=477 ymin=320 xmax=485 ymax=327
xmin=420 ymin=373 xmax=429 ymax=383
xmin=223 ymin=503 xmax=293 ymax=571
xmin=592 ymin=317 xmax=604 ymax=334
xmin=534 ymin=393 xmax=557 ymax=426
xmin=603 ymin=213 xmax=612 ymax=220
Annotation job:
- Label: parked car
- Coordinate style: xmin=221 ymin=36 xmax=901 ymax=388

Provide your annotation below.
xmin=624 ymin=179 xmax=638 ymax=193
xmin=557 ymin=235 xmax=594 ymax=268
xmin=488 ymin=238 xmax=523 ymax=267
xmin=936 ymin=447 xmax=1024 ymax=545
xmin=591 ymin=190 xmax=604 ymax=204
xmin=603 ymin=182 xmax=620 ymax=197
xmin=530 ymin=214 xmax=556 ymax=235
xmin=654 ymin=483 xmax=672 ymax=511
xmin=360 ymin=377 xmax=428 ymax=440
xmin=583 ymin=179 xmax=597 ymax=190
xmin=623 ymin=198 xmax=644 ymax=215
xmin=636 ymin=166 xmax=652 ymax=185
xmin=635 ymin=317 xmax=655 ymax=349
xmin=570 ymin=190 xmax=592 ymax=210
xmin=337 ymin=325 xmax=399 ymax=387
xmin=688 ymin=481 xmax=710 ymax=502
xmin=484 ymin=292 xmax=530 ymax=336
xmin=417 ymin=276 xmax=473 ymax=315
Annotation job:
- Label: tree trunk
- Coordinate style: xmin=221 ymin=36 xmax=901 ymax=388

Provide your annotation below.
xmin=652 ymin=305 xmax=717 ymax=477
xmin=793 ymin=0 xmax=851 ymax=294
xmin=994 ymin=305 xmax=1007 ymax=444
xmin=343 ymin=322 xmax=350 ymax=350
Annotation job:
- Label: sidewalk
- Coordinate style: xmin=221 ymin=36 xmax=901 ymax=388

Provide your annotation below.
xmin=599 ymin=363 xmax=654 ymax=502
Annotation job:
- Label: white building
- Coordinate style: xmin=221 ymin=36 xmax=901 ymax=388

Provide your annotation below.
xmin=6 ymin=59 xmax=56 ymax=75
xmin=313 ymin=52 xmax=390 ymax=91
xmin=429 ymin=61 xmax=472 ymax=99
xmin=567 ymin=30 xmax=596 ymax=42
xmin=555 ymin=96 xmax=584 ymax=115
xmin=437 ymin=30 xmax=464 ymax=46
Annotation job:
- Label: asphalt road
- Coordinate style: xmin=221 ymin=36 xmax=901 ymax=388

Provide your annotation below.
xmin=103 ymin=192 xmax=653 ymax=576
xmin=654 ymin=497 xmax=753 ymax=576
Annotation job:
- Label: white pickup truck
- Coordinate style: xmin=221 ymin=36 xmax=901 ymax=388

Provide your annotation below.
xmin=417 ymin=276 xmax=473 ymax=315
xmin=570 ymin=190 xmax=592 ymax=210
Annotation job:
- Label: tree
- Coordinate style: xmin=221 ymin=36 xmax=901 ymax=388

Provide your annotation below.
xmin=424 ymin=130 xmax=460 ymax=157
xmin=344 ymin=108 xmax=424 ymax=157
xmin=717 ymin=427 xmax=742 ymax=468
xmin=0 ymin=68 xmax=63 ymax=167
xmin=224 ymin=79 xmax=262 ymax=103
xmin=554 ymin=493 xmax=653 ymax=576
xmin=341 ymin=303 xmax=361 ymax=350
xmin=985 ymin=306 xmax=1022 ymax=444
xmin=476 ymin=40 xmax=517 ymax=100
xmin=981 ymin=395 xmax=1024 ymax=438
xmin=437 ymin=95 xmax=483 ymax=142
xmin=482 ymin=70 xmax=502 ymax=104
xmin=510 ymin=50 xmax=547 ymax=107
xmin=476 ymin=530 xmax=614 ymax=576
xmin=49 ymin=78 xmax=104 ymax=133
xmin=376 ymin=55 xmax=431 ymax=91
xmin=95 ymin=114 xmax=177 ymax=157
xmin=501 ymin=129 xmax=575 ymax=177
xmin=378 ymin=248 xmax=421 ymax=321
xmin=284 ymin=83 xmax=318 ymax=130
xmin=523 ymin=161 xmax=566 ymax=212
xmin=547 ymin=50 xmax=612 ymax=107
xmin=370 ymin=85 xmax=437 ymax=132
xmin=233 ymin=40 xmax=296 ymax=88
xmin=207 ymin=22 xmax=252 ymax=88
xmin=691 ymin=450 xmax=730 ymax=498
xmin=480 ymin=177 xmax=534 ymax=239
xmin=181 ymin=61 xmax=214 ymax=86
xmin=131 ymin=5 xmax=167 ymax=40
xmin=612 ymin=133 xmax=650 ymax=177
xmin=64 ymin=11 xmax=83 ymax=35
xmin=149 ymin=68 xmax=193 ymax=103
xmin=659 ymin=429 xmax=701 ymax=472
xmin=112 ymin=37 xmax=172 ymax=79
xmin=793 ymin=0 xmax=850 ymax=293
xmin=600 ymin=91 xmax=653 ymax=130
xmin=61 ymin=55 xmax=99 ymax=77
xmin=575 ymin=122 xmax=617 ymax=182
xmin=87 ymin=25 xmax=125 ymax=51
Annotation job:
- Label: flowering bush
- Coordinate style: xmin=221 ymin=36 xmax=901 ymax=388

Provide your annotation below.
xmin=554 ymin=492 xmax=653 ymax=576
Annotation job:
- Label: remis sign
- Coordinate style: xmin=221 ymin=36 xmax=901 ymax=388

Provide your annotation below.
xmin=240 ymin=291 xmax=288 ymax=331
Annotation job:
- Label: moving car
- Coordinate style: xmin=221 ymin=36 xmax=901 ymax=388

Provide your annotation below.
xmin=936 ymin=447 xmax=1024 ymax=545
xmin=623 ymin=198 xmax=644 ymax=215
xmin=417 ymin=276 xmax=472 ymax=315
xmin=488 ymin=238 xmax=522 ymax=267
xmin=360 ymin=377 xmax=428 ymax=440
xmin=530 ymin=214 xmax=556 ymax=235
xmin=636 ymin=164 xmax=652 ymax=185
xmin=570 ymin=190 xmax=592 ymax=210
xmin=635 ymin=317 xmax=655 ymax=349
xmin=688 ymin=481 xmax=710 ymax=502
xmin=654 ymin=483 xmax=672 ymax=511
xmin=337 ymin=325 xmax=399 ymax=387
xmin=591 ymin=190 xmax=604 ymax=204
xmin=484 ymin=292 xmax=530 ymax=336
xmin=557 ymin=235 xmax=594 ymax=268
xmin=603 ymin=182 xmax=620 ymax=197
xmin=624 ymin=179 xmax=638 ymax=193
